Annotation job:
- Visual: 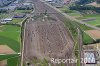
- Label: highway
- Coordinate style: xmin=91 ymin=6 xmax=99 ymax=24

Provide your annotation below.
xmin=22 ymin=0 xmax=76 ymax=66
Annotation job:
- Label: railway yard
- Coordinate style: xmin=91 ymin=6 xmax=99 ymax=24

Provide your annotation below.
xmin=23 ymin=13 xmax=75 ymax=66
xmin=22 ymin=0 xmax=77 ymax=66
xmin=0 ymin=0 xmax=100 ymax=66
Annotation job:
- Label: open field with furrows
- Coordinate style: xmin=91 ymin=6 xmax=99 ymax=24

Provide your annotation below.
xmin=0 ymin=25 xmax=21 ymax=66
xmin=24 ymin=19 xmax=75 ymax=66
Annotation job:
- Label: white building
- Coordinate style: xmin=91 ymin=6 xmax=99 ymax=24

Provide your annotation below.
xmin=1 ymin=18 xmax=12 ymax=24
xmin=84 ymin=52 xmax=96 ymax=64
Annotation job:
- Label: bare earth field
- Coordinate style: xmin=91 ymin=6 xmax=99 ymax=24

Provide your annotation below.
xmin=0 ymin=45 xmax=15 ymax=54
xmin=23 ymin=0 xmax=75 ymax=65
xmin=24 ymin=18 xmax=75 ymax=66
xmin=0 ymin=60 xmax=7 ymax=66
xmin=86 ymin=30 xmax=100 ymax=39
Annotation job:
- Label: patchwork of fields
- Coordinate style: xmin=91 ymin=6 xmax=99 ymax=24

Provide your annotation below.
xmin=0 ymin=1 xmax=99 ymax=66
xmin=0 ymin=7 xmax=32 ymax=66
xmin=58 ymin=5 xmax=100 ymax=45
xmin=0 ymin=25 xmax=21 ymax=66
xmin=58 ymin=5 xmax=100 ymax=27
xmin=78 ymin=14 xmax=100 ymax=26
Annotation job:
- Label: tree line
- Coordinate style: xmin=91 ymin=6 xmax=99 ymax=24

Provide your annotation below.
xmin=75 ymin=0 xmax=95 ymax=5
xmin=69 ymin=5 xmax=100 ymax=13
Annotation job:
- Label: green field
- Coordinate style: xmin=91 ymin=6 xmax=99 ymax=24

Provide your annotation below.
xmin=64 ymin=17 xmax=95 ymax=66
xmin=58 ymin=6 xmax=82 ymax=18
xmin=64 ymin=17 xmax=94 ymax=44
xmin=0 ymin=25 xmax=21 ymax=66
xmin=0 ymin=54 xmax=20 ymax=66
xmin=83 ymin=31 xmax=94 ymax=44
xmin=0 ymin=25 xmax=21 ymax=52
xmin=77 ymin=14 xmax=100 ymax=26
xmin=0 ymin=13 xmax=9 ymax=19
xmin=68 ymin=12 xmax=82 ymax=18
xmin=58 ymin=6 xmax=95 ymax=45
xmin=58 ymin=6 xmax=74 ymax=13
xmin=11 ymin=18 xmax=23 ymax=23
xmin=0 ymin=8 xmax=29 ymax=66
xmin=58 ymin=7 xmax=97 ymax=44
xmin=58 ymin=6 xmax=100 ymax=26
xmin=58 ymin=5 xmax=97 ymax=66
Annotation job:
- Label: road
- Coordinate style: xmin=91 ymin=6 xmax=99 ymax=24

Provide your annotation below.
xmin=22 ymin=0 xmax=76 ymax=66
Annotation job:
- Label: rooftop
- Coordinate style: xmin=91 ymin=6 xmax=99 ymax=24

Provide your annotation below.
xmin=84 ymin=52 xmax=96 ymax=64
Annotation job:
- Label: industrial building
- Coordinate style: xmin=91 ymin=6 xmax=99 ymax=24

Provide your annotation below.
xmin=1 ymin=18 xmax=13 ymax=24
xmin=13 ymin=14 xmax=26 ymax=18
xmin=0 ymin=0 xmax=15 ymax=7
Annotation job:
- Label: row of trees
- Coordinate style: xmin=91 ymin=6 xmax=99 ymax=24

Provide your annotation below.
xmin=75 ymin=0 xmax=95 ymax=5
xmin=69 ymin=5 xmax=100 ymax=13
